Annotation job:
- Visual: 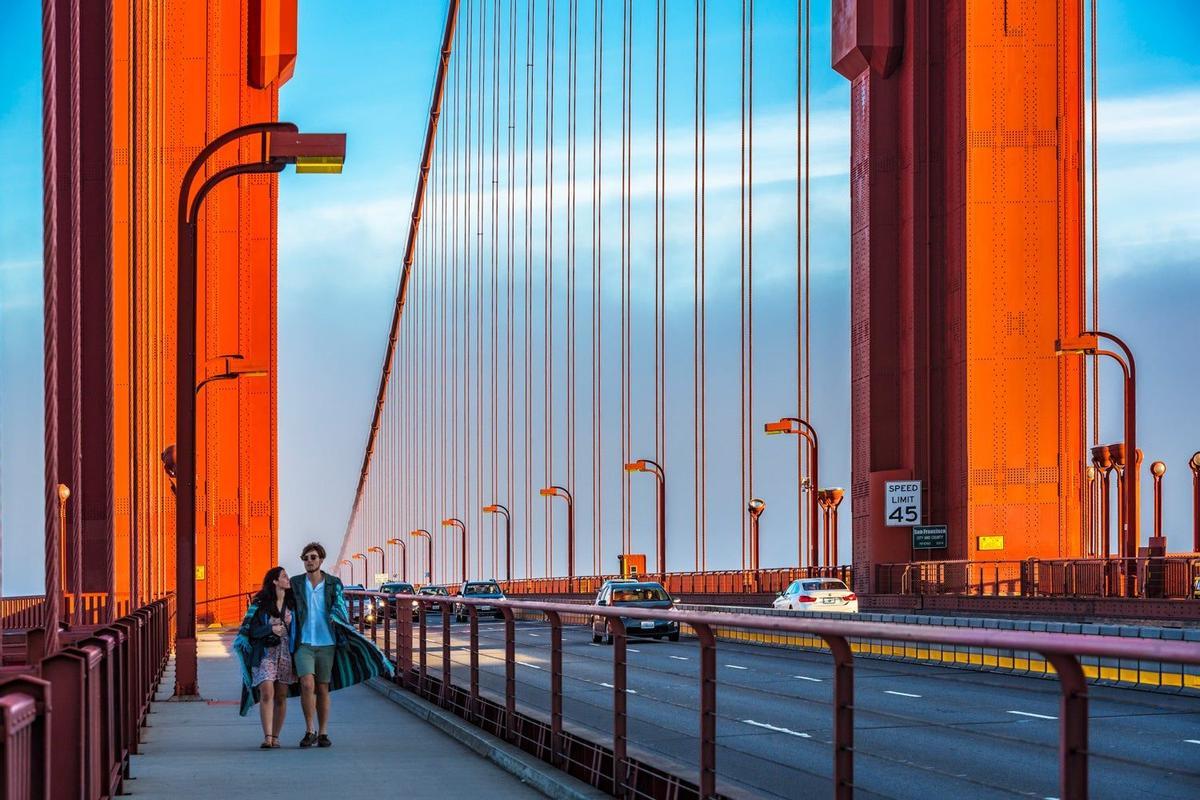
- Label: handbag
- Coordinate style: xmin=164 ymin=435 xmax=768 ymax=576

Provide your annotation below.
xmin=261 ymin=632 xmax=282 ymax=648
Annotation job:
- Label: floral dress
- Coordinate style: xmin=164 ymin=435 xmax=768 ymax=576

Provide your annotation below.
xmin=250 ymin=607 xmax=296 ymax=687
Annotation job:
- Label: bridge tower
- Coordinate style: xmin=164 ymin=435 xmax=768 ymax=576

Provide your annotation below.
xmin=42 ymin=0 xmax=297 ymax=623
xmin=833 ymin=0 xmax=1087 ymax=590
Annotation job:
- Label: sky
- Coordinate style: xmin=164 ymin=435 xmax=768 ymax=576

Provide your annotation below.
xmin=2 ymin=1 xmax=1200 ymax=594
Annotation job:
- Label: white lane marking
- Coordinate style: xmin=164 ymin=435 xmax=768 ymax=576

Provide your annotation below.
xmin=599 ymin=682 xmax=637 ymax=694
xmin=724 ymin=664 xmax=748 ymax=670
xmin=587 ymin=643 xmax=602 ymax=647
xmin=794 ymin=675 xmax=822 ymax=682
xmin=627 ymin=648 xmax=640 ymax=653
xmin=1185 ymin=739 xmax=1200 ymax=745
xmin=528 ymin=633 xmax=540 ymax=637
xmin=1007 ymin=710 xmax=1057 ymax=720
xmin=742 ymin=719 xmax=811 ymax=738
xmin=669 ymin=655 xmax=689 ymax=661
xmin=517 ymin=661 xmax=542 ymax=670
xmin=884 ymin=690 xmax=922 ymax=698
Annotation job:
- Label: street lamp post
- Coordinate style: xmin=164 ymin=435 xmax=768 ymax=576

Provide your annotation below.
xmin=1091 ymin=446 xmax=1114 ymax=560
xmin=764 ymin=417 xmax=820 ymax=567
xmin=410 ymin=530 xmax=433 ymax=583
xmin=540 ymin=487 xmax=575 ymax=588
xmin=339 ymin=559 xmax=354 ymax=585
xmin=386 ymin=538 xmax=408 ymax=582
xmin=442 ymin=519 xmax=468 ymax=583
xmin=1190 ymin=453 xmax=1200 ymax=553
xmin=747 ymin=499 xmax=766 ymax=572
xmin=482 ymin=505 xmax=512 ymax=582
xmin=352 ymin=553 xmax=368 ymax=587
xmin=367 ymin=546 xmax=386 ymax=584
xmin=173 ymin=122 xmax=345 ymax=698
xmin=821 ymin=488 xmax=846 ymax=567
xmin=1056 ymin=332 xmax=1139 ymax=561
xmin=624 ymin=460 xmax=666 ymax=574
xmin=1150 ymin=462 xmax=1166 ymax=541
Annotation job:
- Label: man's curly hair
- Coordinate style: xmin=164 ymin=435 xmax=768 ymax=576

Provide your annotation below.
xmin=301 ymin=541 xmax=326 ymax=561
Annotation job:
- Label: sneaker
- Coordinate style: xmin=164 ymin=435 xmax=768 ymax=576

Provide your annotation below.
xmin=299 ymin=731 xmax=318 ymax=748
xmin=317 ymin=734 xmax=332 ymax=748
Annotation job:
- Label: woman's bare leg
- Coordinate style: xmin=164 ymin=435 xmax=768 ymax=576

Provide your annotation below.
xmin=271 ymin=681 xmax=288 ymax=738
xmin=257 ymin=681 xmax=275 ymax=742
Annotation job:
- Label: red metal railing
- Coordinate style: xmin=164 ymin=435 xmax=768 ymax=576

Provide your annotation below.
xmin=347 ymin=589 xmax=1200 ymax=800
xmin=0 ymin=596 xmax=173 ymax=799
xmin=875 ymin=556 xmax=1200 ymax=599
xmin=502 ymin=566 xmax=853 ymax=598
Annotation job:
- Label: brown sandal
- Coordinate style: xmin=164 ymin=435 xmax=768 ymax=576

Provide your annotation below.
xmin=270 ymin=736 xmax=281 ymax=748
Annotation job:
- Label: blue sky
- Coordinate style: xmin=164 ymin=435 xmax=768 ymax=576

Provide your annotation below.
xmin=3 ymin=2 xmax=1200 ymax=592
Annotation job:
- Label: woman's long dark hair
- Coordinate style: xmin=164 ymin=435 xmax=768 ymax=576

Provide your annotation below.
xmin=256 ymin=566 xmax=296 ymax=619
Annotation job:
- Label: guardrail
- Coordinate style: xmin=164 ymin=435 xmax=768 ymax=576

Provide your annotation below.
xmin=0 ymin=596 xmax=173 ymax=799
xmin=502 ymin=566 xmax=853 ymax=598
xmin=875 ymin=556 xmax=1200 ymax=599
xmin=346 ymin=590 xmax=1200 ymax=799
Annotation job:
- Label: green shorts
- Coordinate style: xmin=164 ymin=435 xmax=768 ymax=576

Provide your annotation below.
xmin=294 ymin=644 xmax=335 ymax=684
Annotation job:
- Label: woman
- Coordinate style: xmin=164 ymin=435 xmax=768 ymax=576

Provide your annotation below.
xmin=232 ymin=566 xmax=298 ymax=748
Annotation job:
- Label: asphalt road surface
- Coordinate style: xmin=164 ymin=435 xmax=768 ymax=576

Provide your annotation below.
xmin=404 ymin=616 xmax=1200 ymax=799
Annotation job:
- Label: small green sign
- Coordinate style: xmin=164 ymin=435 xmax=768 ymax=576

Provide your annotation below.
xmin=913 ymin=524 xmax=948 ymax=549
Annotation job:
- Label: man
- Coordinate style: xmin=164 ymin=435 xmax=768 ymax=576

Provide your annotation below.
xmin=291 ymin=542 xmax=393 ymax=747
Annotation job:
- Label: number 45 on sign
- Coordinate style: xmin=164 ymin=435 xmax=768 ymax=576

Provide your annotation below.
xmin=885 ymin=481 xmax=922 ymax=527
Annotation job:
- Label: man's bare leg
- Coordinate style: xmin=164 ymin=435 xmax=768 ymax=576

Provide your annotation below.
xmin=316 ymin=683 xmax=331 ymax=734
xmin=299 ymin=674 xmax=317 ymax=733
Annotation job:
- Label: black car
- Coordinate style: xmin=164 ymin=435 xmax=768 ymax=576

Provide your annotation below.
xmin=454 ymin=580 xmax=507 ymax=621
xmin=414 ymin=584 xmax=452 ymax=617
xmin=378 ymin=582 xmax=416 ymax=618
xmin=591 ymin=581 xmax=679 ymax=643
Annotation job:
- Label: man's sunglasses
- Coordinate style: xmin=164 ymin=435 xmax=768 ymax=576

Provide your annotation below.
xmin=302 ymin=554 xmax=321 ymax=561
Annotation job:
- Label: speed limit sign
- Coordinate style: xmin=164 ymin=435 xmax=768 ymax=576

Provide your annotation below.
xmin=884 ymin=481 xmax=922 ymax=527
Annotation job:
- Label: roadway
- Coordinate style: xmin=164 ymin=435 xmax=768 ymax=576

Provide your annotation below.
xmin=408 ymin=615 xmax=1200 ymax=799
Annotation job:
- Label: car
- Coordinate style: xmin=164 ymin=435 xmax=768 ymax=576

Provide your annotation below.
xmin=414 ymin=584 xmax=452 ymax=617
xmin=591 ymin=581 xmax=679 ymax=644
xmin=454 ymin=580 xmax=507 ymax=621
xmin=343 ymin=584 xmax=380 ymax=624
xmin=773 ymin=578 xmax=858 ymax=613
xmin=378 ymin=581 xmax=416 ymax=618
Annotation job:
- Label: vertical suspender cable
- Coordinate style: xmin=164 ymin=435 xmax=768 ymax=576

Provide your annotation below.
xmin=592 ymin=0 xmax=603 ymax=575
xmin=525 ymin=0 xmax=535 ymax=578
xmin=1089 ymin=0 xmax=1099 ymax=450
xmin=620 ymin=0 xmax=632 ymax=557
xmin=545 ymin=0 xmax=556 ymax=576
xmin=492 ymin=0 xmax=501 ymax=576
xmin=507 ymin=0 xmax=516 ymax=579
xmin=739 ymin=0 xmax=748 ymax=568
xmin=568 ymin=0 xmax=578 ymax=584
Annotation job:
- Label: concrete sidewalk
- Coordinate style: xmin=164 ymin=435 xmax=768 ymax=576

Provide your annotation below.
xmin=126 ymin=630 xmax=544 ymax=798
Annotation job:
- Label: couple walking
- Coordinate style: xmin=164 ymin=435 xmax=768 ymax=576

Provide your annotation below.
xmin=232 ymin=542 xmax=392 ymax=748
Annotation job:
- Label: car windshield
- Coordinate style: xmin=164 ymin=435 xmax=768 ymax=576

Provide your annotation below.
xmin=381 ymin=583 xmax=413 ymax=594
xmin=610 ymin=586 xmax=669 ymax=603
xmin=345 ymin=584 xmax=365 ymax=591
xmin=799 ymin=580 xmax=848 ymax=592
xmin=464 ymin=582 xmax=502 ymax=595
xmin=419 ymin=586 xmax=447 ymax=595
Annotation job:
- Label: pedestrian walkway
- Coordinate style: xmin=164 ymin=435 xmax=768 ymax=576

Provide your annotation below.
xmin=126 ymin=629 xmax=544 ymax=798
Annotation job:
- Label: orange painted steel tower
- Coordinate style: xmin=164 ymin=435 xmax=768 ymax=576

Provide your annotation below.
xmin=43 ymin=0 xmax=297 ymax=625
xmin=833 ymin=0 xmax=1086 ymax=590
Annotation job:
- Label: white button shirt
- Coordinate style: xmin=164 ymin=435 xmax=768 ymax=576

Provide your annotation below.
xmin=301 ymin=577 xmax=336 ymax=646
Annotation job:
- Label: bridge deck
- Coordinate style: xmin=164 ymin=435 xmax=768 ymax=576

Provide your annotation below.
xmin=128 ymin=629 xmax=542 ymax=798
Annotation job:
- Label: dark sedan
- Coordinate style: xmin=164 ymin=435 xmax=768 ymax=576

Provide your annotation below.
xmin=415 ymin=584 xmax=451 ymax=616
xmin=454 ymin=580 xmax=507 ymax=621
xmin=378 ymin=582 xmax=416 ymax=618
xmin=591 ymin=581 xmax=679 ymax=643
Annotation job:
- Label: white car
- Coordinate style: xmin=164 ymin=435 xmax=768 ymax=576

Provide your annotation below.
xmin=773 ymin=578 xmax=858 ymax=613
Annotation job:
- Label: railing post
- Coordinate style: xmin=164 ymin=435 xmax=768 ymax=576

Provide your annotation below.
xmin=546 ymin=609 xmax=563 ymax=766
xmin=1045 ymin=653 xmax=1088 ymax=800
xmin=0 ymin=677 xmax=51 ymax=798
xmin=500 ymin=606 xmax=516 ymax=742
xmin=819 ymin=634 xmax=854 ymax=800
xmin=383 ymin=596 xmax=392 ymax=659
xmin=611 ymin=616 xmax=629 ymax=797
xmin=468 ymin=605 xmax=480 ymax=721
xmin=398 ymin=599 xmax=413 ymax=689
xmin=418 ymin=604 xmax=428 ymax=697
xmin=441 ymin=600 xmax=452 ymax=708
xmin=693 ymin=622 xmax=717 ymax=799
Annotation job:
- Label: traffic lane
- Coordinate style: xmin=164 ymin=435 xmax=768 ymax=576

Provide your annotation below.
xmin=426 ymin=625 xmax=1089 ymax=799
xmin=432 ymin=620 xmax=1200 ymax=795
xmin=428 ymin=644 xmax=1049 ymax=800
xmin=470 ymin=619 xmax=1200 ymax=747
